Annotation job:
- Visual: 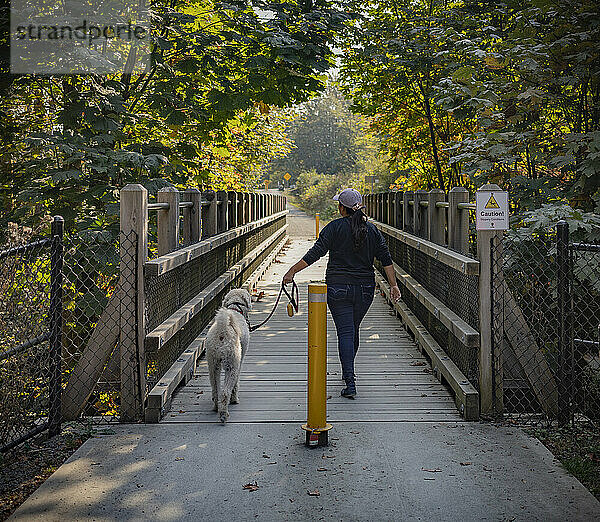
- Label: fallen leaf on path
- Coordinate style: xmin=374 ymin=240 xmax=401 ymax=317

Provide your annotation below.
xmin=317 ymin=468 xmax=328 ymax=472
xmin=243 ymin=482 xmax=259 ymax=492
xmin=421 ymin=468 xmax=442 ymax=473
xmin=307 ymin=490 xmax=320 ymax=496
xmin=175 ymin=457 xmax=184 ymax=461
xmin=460 ymin=462 xmax=471 ymax=466
xmin=411 ymin=361 xmax=426 ymax=366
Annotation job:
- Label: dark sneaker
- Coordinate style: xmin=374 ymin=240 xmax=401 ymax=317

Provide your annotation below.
xmin=341 ymin=386 xmax=356 ymax=399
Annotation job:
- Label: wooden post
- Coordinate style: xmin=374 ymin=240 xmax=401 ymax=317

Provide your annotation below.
xmin=428 ymin=189 xmax=446 ymax=245
xmin=228 ymin=191 xmax=238 ymax=229
xmin=448 ymin=186 xmax=469 ymax=254
xmin=413 ymin=190 xmax=428 ymax=239
xmin=244 ymin=193 xmax=251 ymax=223
xmin=394 ymin=192 xmax=403 ymax=229
xmin=182 ymin=188 xmax=201 ymax=246
xmin=477 ymin=183 xmax=504 ymax=417
xmin=387 ymin=192 xmax=394 ymax=225
xmin=157 ymin=186 xmax=179 ymax=255
xmin=202 ymin=190 xmax=217 ymax=238
xmin=120 ymin=184 xmax=147 ymax=422
xmin=217 ymin=190 xmax=228 ymax=233
xmin=403 ymin=191 xmax=414 ymax=233
xmin=237 ymin=192 xmax=245 ymax=225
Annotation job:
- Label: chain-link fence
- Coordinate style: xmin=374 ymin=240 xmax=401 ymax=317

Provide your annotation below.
xmin=1 ymin=222 xmax=140 ymax=452
xmin=493 ymin=223 xmax=600 ymax=426
xmin=61 ymin=230 xmax=138 ymax=422
xmin=0 ymin=228 xmax=59 ymax=452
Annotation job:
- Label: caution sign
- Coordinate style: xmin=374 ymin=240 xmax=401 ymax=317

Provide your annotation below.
xmin=476 ymin=190 xmax=509 ymax=230
xmin=284 ymin=173 xmax=291 ymax=181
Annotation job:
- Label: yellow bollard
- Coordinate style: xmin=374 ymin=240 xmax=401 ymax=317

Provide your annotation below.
xmin=315 ymin=213 xmax=320 ymax=239
xmin=302 ymin=283 xmax=332 ymax=447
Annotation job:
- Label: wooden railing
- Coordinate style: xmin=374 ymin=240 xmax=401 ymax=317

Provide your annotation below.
xmin=62 ymin=185 xmax=287 ymax=423
xmin=364 ymin=188 xmax=476 ymax=255
xmin=366 ymin=187 xmax=485 ymax=420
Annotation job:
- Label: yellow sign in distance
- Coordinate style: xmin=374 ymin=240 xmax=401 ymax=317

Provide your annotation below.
xmin=485 ymin=194 xmax=501 ymax=209
xmin=284 ymin=173 xmax=291 ymax=181
xmin=264 ymin=180 xmax=270 ymax=189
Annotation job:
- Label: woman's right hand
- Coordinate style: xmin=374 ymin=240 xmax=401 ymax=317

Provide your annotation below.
xmin=390 ymin=285 xmax=401 ymax=302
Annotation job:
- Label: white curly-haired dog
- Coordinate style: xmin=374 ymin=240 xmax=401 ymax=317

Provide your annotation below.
xmin=205 ymin=288 xmax=252 ymax=424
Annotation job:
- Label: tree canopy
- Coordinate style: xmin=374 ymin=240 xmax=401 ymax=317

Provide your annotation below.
xmin=1 ymin=0 xmax=351 ymax=233
xmin=339 ymin=0 xmax=600 ymax=211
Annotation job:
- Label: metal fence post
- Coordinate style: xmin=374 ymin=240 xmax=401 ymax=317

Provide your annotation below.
xmin=48 ymin=216 xmax=64 ymax=437
xmin=157 ymin=187 xmax=180 ymax=255
xmin=182 ymin=188 xmax=201 ymax=246
xmin=448 ymin=187 xmax=469 ymax=254
xmin=557 ymin=220 xmax=572 ymax=425
xmin=120 ymin=184 xmax=147 ymax=422
xmin=428 ymin=189 xmax=446 ymax=245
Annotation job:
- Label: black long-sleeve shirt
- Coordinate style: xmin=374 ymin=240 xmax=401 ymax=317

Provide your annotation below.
xmin=302 ymin=216 xmax=393 ymax=285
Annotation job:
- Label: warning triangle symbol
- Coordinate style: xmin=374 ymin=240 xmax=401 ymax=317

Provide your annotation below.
xmin=485 ymin=194 xmax=501 ymax=209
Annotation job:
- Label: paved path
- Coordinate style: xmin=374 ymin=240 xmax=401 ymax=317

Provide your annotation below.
xmin=10 ymin=205 xmax=600 ymax=521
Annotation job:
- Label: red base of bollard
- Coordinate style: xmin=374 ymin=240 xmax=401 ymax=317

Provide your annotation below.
xmin=305 ymin=430 xmax=328 ymax=447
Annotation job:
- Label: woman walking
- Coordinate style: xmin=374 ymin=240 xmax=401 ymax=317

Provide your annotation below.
xmin=283 ymin=188 xmax=400 ymax=398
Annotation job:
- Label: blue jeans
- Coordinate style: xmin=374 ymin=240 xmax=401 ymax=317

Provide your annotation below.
xmin=327 ymin=283 xmax=376 ymax=383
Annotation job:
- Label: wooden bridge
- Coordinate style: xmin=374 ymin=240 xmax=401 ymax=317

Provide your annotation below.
xmin=165 ymin=239 xmax=460 ymax=424
xmin=58 ymin=184 xmax=559 ymax=426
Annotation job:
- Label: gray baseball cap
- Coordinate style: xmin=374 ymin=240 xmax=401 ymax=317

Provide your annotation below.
xmin=333 ymin=188 xmax=364 ymax=211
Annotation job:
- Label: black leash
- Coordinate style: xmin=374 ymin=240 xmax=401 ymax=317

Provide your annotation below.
xmin=249 ymin=280 xmax=299 ymax=332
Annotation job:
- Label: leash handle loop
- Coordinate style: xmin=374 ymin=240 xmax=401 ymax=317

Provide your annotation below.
xmin=249 ymin=280 xmax=299 ymax=332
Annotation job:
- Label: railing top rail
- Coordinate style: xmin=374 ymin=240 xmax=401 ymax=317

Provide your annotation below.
xmin=146 ymin=190 xmax=277 ymax=211
xmin=145 ymin=210 xmax=289 ymax=276
xmin=372 ymin=219 xmax=480 ymax=276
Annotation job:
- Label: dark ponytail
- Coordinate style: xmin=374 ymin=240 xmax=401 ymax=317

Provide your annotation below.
xmin=343 ymin=205 xmax=368 ymax=251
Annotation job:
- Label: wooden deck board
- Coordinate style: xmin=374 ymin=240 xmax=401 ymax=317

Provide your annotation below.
xmin=164 ymin=239 xmax=462 ymax=424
